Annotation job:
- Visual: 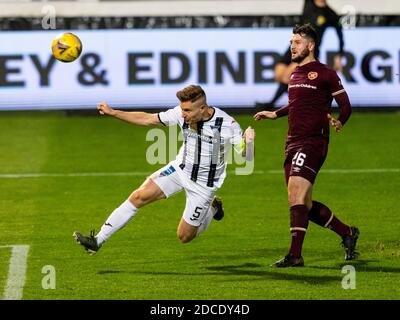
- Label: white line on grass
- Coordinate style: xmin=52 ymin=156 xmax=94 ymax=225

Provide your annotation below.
xmin=0 ymin=172 xmax=150 ymax=178
xmin=0 ymin=245 xmax=30 ymax=300
xmin=0 ymin=168 xmax=398 ymax=179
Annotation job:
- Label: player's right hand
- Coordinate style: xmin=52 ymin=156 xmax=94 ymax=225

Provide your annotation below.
xmin=97 ymin=102 xmax=115 ymax=116
xmin=254 ymin=111 xmax=277 ymax=121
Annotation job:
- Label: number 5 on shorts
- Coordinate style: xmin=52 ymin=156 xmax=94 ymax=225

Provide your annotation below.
xmin=190 ymin=206 xmax=203 ymax=221
xmin=292 ymin=152 xmax=306 ymax=166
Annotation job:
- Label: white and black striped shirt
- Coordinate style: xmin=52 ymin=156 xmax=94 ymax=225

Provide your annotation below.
xmin=158 ymin=106 xmax=243 ymax=188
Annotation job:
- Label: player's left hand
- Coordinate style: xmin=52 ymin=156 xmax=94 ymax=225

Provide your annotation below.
xmin=328 ymin=114 xmax=343 ymax=133
xmin=244 ymin=126 xmax=255 ymax=143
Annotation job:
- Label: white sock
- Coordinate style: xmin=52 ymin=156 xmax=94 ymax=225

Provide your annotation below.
xmin=196 ymin=205 xmax=216 ymax=237
xmin=96 ymin=200 xmax=138 ymax=246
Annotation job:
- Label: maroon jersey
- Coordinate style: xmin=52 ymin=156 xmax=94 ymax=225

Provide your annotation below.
xmin=276 ymin=61 xmax=350 ymax=149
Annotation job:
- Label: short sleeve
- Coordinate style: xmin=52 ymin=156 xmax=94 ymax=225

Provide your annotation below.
xmin=158 ymin=105 xmax=181 ymax=126
xmin=328 ymin=70 xmax=346 ymax=97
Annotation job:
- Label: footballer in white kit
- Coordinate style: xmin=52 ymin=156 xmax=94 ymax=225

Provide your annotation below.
xmin=73 ymin=85 xmax=255 ymax=254
xmin=154 ymin=104 xmax=244 ymax=226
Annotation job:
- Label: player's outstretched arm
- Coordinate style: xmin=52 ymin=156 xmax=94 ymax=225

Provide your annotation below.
xmin=96 ymin=102 xmax=160 ymax=126
xmin=254 ymin=111 xmax=277 ymax=121
xmin=254 ymin=104 xmax=288 ymax=121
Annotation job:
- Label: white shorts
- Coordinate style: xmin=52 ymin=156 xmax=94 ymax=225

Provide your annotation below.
xmin=150 ymin=161 xmax=217 ymax=227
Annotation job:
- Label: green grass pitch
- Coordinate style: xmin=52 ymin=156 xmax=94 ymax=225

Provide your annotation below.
xmin=0 ymin=110 xmax=399 ymax=300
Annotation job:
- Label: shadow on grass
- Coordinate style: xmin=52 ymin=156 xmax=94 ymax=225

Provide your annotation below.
xmin=308 ymin=259 xmax=400 ymax=274
xmin=204 ymin=263 xmax=340 ymax=284
xmin=97 ymin=262 xmax=340 ymax=284
xmin=97 ymin=270 xmax=122 ymax=275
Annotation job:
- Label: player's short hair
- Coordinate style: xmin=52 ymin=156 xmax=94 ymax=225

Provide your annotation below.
xmin=293 ymin=23 xmax=318 ymax=44
xmin=176 ymin=85 xmax=206 ymax=103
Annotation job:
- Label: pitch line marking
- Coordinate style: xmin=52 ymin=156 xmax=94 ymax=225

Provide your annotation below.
xmin=0 ymin=245 xmax=30 ymax=300
xmin=0 ymin=168 xmax=398 ymax=179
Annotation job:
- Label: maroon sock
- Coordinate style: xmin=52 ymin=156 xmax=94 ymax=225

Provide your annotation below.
xmin=309 ymin=201 xmax=350 ymax=238
xmin=289 ymin=204 xmax=309 ymax=258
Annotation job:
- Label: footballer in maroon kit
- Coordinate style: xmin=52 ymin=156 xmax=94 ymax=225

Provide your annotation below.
xmin=255 ymin=24 xmax=359 ymax=267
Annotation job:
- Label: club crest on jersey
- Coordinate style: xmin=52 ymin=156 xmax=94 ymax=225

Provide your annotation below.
xmin=308 ymin=71 xmax=318 ymax=80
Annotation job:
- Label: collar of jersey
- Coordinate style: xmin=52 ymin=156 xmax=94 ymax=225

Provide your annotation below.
xmin=202 ymin=107 xmax=216 ymax=123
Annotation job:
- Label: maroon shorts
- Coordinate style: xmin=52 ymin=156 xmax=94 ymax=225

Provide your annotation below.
xmin=284 ymin=143 xmax=328 ymax=185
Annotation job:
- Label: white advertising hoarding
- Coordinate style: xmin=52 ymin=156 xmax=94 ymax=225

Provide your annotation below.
xmin=0 ymin=27 xmax=399 ymax=110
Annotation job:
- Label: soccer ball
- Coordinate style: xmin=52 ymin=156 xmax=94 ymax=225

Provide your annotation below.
xmin=51 ymin=32 xmax=82 ymax=63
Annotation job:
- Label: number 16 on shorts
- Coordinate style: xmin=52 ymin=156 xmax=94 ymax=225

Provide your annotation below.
xmin=292 ymin=152 xmax=306 ymax=166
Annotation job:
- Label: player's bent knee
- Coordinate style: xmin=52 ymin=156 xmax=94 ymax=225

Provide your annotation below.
xmin=129 ymin=190 xmax=151 ymax=208
xmin=129 ymin=191 xmax=143 ymax=208
xmin=177 ymin=231 xmax=194 ymax=244
xmin=288 ymin=191 xmax=306 ymax=206
xmin=177 ymin=218 xmax=198 ymax=243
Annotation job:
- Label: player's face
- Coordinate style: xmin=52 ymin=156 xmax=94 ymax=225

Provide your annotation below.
xmin=290 ymin=34 xmax=313 ymax=63
xmin=180 ymin=99 xmax=204 ymax=124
